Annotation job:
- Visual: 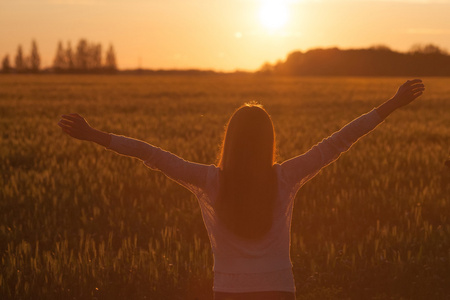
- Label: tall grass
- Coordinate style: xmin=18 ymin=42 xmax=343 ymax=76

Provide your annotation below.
xmin=1 ymin=75 xmax=449 ymax=299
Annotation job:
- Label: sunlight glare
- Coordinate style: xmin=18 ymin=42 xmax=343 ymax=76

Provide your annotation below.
xmin=259 ymin=1 xmax=289 ymax=31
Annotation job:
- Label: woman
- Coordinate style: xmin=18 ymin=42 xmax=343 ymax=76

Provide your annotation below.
xmin=58 ymin=79 xmax=424 ymax=300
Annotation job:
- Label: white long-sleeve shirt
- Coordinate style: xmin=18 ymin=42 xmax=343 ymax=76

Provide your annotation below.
xmin=107 ymin=109 xmax=383 ymax=293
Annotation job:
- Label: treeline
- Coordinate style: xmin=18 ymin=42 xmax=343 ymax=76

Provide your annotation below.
xmin=1 ymin=39 xmax=117 ymax=74
xmin=1 ymin=40 xmax=41 ymax=73
xmin=259 ymin=44 xmax=450 ymax=76
xmin=53 ymin=39 xmax=117 ymax=73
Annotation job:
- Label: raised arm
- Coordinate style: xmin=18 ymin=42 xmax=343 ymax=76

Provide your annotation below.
xmin=58 ymin=114 xmax=214 ymax=195
xmin=281 ymin=79 xmax=425 ymax=192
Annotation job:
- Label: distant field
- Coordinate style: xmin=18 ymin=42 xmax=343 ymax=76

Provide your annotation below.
xmin=1 ymin=74 xmax=449 ymax=299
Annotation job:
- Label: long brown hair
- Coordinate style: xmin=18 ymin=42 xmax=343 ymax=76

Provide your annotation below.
xmin=217 ymin=103 xmax=277 ymax=240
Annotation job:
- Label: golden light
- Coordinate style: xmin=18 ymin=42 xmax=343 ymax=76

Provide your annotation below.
xmin=259 ymin=1 xmax=289 ymax=31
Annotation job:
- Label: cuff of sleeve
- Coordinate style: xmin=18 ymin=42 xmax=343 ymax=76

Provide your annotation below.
xmin=368 ymin=108 xmax=384 ymax=127
xmin=106 ymin=134 xmax=129 ymax=152
xmin=105 ymin=133 xmax=117 ymax=150
xmin=370 ymin=108 xmax=384 ymax=124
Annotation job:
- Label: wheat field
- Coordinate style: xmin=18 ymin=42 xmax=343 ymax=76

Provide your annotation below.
xmin=1 ymin=74 xmax=449 ymax=299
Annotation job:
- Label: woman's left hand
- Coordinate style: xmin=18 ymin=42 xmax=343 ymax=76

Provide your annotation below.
xmin=391 ymin=79 xmax=425 ymax=109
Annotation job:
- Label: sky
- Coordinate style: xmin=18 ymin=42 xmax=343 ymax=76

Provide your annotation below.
xmin=1 ymin=0 xmax=450 ymax=71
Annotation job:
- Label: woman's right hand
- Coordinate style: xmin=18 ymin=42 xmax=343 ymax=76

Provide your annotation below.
xmin=58 ymin=113 xmax=95 ymax=141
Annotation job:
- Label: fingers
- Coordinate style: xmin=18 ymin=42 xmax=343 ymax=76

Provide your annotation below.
xmin=412 ymin=86 xmax=425 ymax=94
xmin=411 ymin=83 xmax=425 ymax=91
xmin=413 ymin=90 xmax=423 ymax=98
xmin=58 ymin=114 xmax=84 ymax=136
xmin=58 ymin=120 xmax=74 ymax=136
xmin=392 ymin=79 xmax=425 ymax=107
xmin=61 ymin=127 xmax=72 ymax=135
xmin=406 ymin=79 xmax=422 ymax=86
xmin=404 ymin=79 xmax=425 ymax=95
xmin=61 ymin=114 xmax=82 ymax=122
xmin=58 ymin=119 xmax=73 ymax=127
xmin=58 ymin=113 xmax=92 ymax=141
xmin=409 ymin=80 xmax=425 ymax=102
xmin=58 ymin=121 xmax=82 ymax=138
xmin=412 ymin=83 xmax=425 ymax=89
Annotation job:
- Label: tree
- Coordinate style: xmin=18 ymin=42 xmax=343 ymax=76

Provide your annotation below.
xmin=50 ymin=39 xmax=119 ymax=73
xmin=409 ymin=43 xmax=448 ymax=55
xmin=369 ymin=44 xmax=392 ymax=52
xmin=2 ymin=55 xmax=11 ymax=73
xmin=15 ymin=45 xmax=25 ymax=72
xmin=53 ymin=41 xmax=67 ymax=71
xmin=258 ymin=62 xmax=274 ymax=75
xmin=105 ymin=44 xmax=117 ymax=71
xmin=66 ymin=41 xmax=74 ymax=71
xmin=92 ymin=43 xmax=102 ymax=70
xmin=75 ymin=39 xmax=89 ymax=71
xmin=86 ymin=43 xmax=102 ymax=71
xmin=30 ymin=40 xmax=41 ymax=72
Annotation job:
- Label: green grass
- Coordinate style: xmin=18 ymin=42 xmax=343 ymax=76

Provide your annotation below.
xmin=1 ymin=74 xmax=449 ymax=299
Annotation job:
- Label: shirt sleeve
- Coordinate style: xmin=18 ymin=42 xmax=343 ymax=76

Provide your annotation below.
xmin=106 ymin=134 xmax=214 ymax=195
xmin=280 ymin=109 xmax=383 ymax=194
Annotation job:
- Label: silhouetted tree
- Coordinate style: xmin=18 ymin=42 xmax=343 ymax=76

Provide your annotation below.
xmin=409 ymin=43 xmax=448 ymax=55
xmin=30 ymin=40 xmax=41 ymax=72
xmin=2 ymin=55 xmax=11 ymax=73
xmin=105 ymin=44 xmax=117 ymax=72
xmin=53 ymin=41 xmax=67 ymax=72
xmin=88 ymin=43 xmax=102 ymax=71
xmin=75 ymin=39 xmax=89 ymax=71
xmin=258 ymin=62 xmax=275 ymax=75
xmin=66 ymin=41 xmax=74 ymax=71
xmin=369 ymin=44 xmax=392 ymax=52
xmin=15 ymin=45 xmax=25 ymax=72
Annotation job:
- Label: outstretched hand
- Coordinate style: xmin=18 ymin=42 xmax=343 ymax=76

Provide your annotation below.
xmin=391 ymin=79 xmax=425 ymax=108
xmin=58 ymin=113 xmax=95 ymax=141
xmin=376 ymin=79 xmax=425 ymax=119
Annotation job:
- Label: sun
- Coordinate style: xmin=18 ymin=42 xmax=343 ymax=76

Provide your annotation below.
xmin=259 ymin=1 xmax=289 ymax=31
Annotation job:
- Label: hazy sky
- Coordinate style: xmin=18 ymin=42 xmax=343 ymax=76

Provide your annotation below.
xmin=1 ymin=0 xmax=450 ymax=71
